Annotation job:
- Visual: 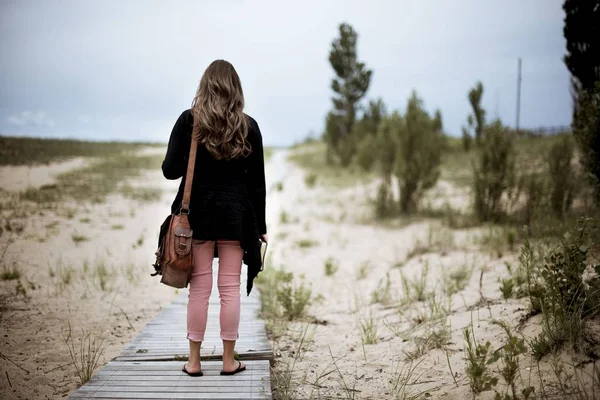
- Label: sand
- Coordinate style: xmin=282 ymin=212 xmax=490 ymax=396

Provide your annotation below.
xmin=0 ymin=158 xmax=88 ymax=192
xmin=264 ymin=149 xmax=598 ymax=399
xmin=0 ymin=148 xmax=288 ymax=400
xmin=0 ymin=147 xmax=596 ymax=400
xmin=0 ymin=154 xmax=181 ymax=399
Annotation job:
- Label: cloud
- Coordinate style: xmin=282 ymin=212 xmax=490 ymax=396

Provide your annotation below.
xmin=7 ymin=111 xmax=54 ymax=127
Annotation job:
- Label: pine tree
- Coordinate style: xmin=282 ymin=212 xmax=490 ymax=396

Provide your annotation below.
xmin=563 ymin=0 xmax=600 ymax=198
xmin=468 ymin=82 xmax=486 ymax=146
xmin=325 ymin=23 xmax=372 ymax=166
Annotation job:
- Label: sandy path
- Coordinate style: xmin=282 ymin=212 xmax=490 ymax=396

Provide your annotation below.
xmin=0 ymin=158 xmax=88 ymax=192
xmin=0 ymin=151 xmax=282 ymax=399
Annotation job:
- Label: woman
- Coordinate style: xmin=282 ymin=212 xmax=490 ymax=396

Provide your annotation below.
xmin=161 ymin=60 xmax=267 ymax=377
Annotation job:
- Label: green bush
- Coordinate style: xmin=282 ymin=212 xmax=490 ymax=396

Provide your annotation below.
xmin=473 ymin=120 xmax=516 ymax=222
xmin=304 ymin=173 xmax=317 ymax=188
xmin=394 ymin=92 xmax=444 ymax=213
xmin=355 ymin=135 xmax=378 ymax=172
xmin=547 ymin=135 xmax=577 ymax=218
xmin=518 ymin=173 xmax=546 ymax=225
xmin=277 ymin=272 xmax=314 ymax=321
xmin=462 ymin=126 xmax=473 ymax=152
xmin=528 ymin=218 xmax=600 ymax=359
xmin=463 ymin=326 xmax=499 ymax=394
xmin=324 ymin=257 xmax=339 ymax=276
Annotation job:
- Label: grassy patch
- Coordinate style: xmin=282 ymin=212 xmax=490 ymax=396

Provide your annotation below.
xmin=400 ymin=262 xmax=431 ymax=303
xmin=296 ymin=239 xmax=318 ymax=249
xmin=406 ymin=225 xmax=455 ymax=260
xmin=371 ymin=272 xmax=393 ymax=306
xmin=0 ymin=136 xmax=159 ymax=166
xmin=71 ymin=233 xmax=89 ymax=244
xmin=256 ymin=265 xmax=314 ymax=327
xmin=356 ymin=261 xmax=371 ymax=280
xmin=359 ymin=313 xmax=378 ymax=345
xmin=65 ymin=322 xmax=106 ymax=385
xmin=405 ymin=322 xmax=451 ymax=361
xmin=1 ymin=264 xmax=21 ymax=280
xmin=264 ymin=147 xmax=275 ymax=163
xmin=463 ymin=325 xmax=499 ymax=394
xmin=119 ymin=185 xmax=163 ymax=203
xmin=18 ymin=153 xmax=163 ymax=206
xmin=288 ymin=141 xmax=374 ymax=188
xmin=304 ymin=173 xmax=317 ymax=188
xmin=477 ymin=225 xmax=517 ymax=258
xmin=324 ymin=257 xmax=339 ymax=276
xmin=439 ymin=134 xmax=568 ymax=190
xmin=443 ymin=262 xmax=475 ymax=296
xmin=389 ymin=360 xmax=428 ymax=400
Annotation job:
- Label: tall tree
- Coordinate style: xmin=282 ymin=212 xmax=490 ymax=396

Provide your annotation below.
xmin=563 ymin=0 xmax=600 ymax=93
xmin=563 ymin=0 xmax=600 ymax=198
xmin=325 ymin=23 xmax=372 ymax=166
xmin=468 ymin=82 xmax=486 ymax=146
xmin=460 ymin=82 xmax=486 ymax=150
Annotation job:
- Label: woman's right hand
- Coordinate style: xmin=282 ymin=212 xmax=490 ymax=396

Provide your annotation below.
xmin=260 ymin=234 xmax=268 ymax=243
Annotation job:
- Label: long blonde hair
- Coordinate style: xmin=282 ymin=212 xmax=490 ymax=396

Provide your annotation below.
xmin=191 ymin=60 xmax=250 ymax=160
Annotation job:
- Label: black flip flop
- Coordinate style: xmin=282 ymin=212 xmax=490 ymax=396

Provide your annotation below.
xmin=220 ymin=360 xmax=246 ymax=376
xmin=182 ymin=364 xmax=203 ymax=377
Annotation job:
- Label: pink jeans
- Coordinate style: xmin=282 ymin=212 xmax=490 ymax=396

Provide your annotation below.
xmin=187 ymin=240 xmax=243 ymax=342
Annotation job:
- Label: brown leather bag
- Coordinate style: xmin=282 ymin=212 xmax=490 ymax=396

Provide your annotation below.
xmin=151 ymin=132 xmax=199 ymax=288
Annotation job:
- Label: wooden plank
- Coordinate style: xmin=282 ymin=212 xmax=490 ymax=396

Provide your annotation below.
xmin=116 ymin=300 xmax=273 ymax=360
xmin=75 ymin=386 xmax=266 ymax=393
xmin=69 ymin=260 xmax=273 ymax=399
xmin=87 ymin=375 xmax=270 ymax=382
xmin=70 ymin=393 xmax=270 ymax=399
xmin=70 ymin=361 xmax=271 ymax=399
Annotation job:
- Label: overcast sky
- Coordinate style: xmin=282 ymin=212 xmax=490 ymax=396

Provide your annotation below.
xmin=0 ymin=0 xmax=570 ymax=146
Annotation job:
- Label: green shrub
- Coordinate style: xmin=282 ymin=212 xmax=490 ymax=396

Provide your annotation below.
xmin=463 ymin=326 xmax=499 ymax=394
xmin=547 ymin=135 xmax=577 ymax=218
xmin=324 ymin=257 xmax=339 ymax=276
xmin=395 ymin=93 xmax=444 ymax=213
xmin=355 ymin=135 xmax=378 ymax=171
xmin=462 ymin=126 xmax=473 ymax=152
xmin=473 ymin=120 xmax=516 ymax=222
xmin=374 ymin=179 xmax=395 ymax=219
xmin=530 ymin=218 xmax=600 ymax=359
xmin=277 ymin=272 xmax=313 ymax=321
xmin=257 ymin=268 xmax=314 ymax=323
xmin=304 ymin=173 xmax=317 ymax=188
xmin=1 ymin=264 xmax=21 ymax=280
xmin=492 ymin=320 xmax=535 ymax=400
xmin=518 ymin=173 xmax=546 ymax=225
xmin=296 ymin=239 xmax=318 ymax=249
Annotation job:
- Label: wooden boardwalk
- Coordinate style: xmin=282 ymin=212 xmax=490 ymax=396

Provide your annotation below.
xmin=69 ymin=264 xmax=273 ymax=399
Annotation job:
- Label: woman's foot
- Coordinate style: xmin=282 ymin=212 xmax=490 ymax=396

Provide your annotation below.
xmin=221 ymin=360 xmax=246 ymax=375
xmin=182 ymin=361 xmax=203 ymax=376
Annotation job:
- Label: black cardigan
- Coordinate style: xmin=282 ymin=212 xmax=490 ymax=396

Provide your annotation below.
xmin=161 ymin=109 xmax=267 ymax=294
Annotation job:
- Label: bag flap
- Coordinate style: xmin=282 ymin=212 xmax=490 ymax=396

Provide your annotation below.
xmin=173 ymin=226 xmax=193 ymax=238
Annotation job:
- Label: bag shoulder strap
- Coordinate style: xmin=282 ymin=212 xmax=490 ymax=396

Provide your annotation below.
xmin=180 ymin=124 xmax=199 ymax=214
